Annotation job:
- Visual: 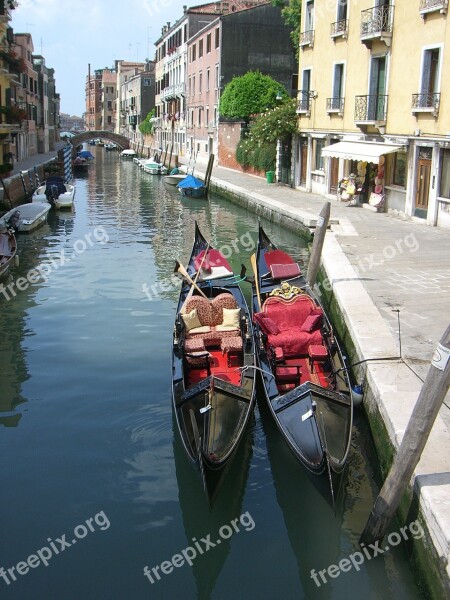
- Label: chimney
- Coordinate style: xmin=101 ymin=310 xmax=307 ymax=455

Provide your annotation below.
xmin=183 ymin=5 xmax=187 ymax=12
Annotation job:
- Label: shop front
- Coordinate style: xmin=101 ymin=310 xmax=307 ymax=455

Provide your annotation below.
xmin=321 ymin=140 xmax=404 ymax=211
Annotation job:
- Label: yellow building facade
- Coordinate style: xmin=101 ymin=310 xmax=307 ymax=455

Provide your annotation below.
xmin=294 ymin=0 xmax=450 ymax=228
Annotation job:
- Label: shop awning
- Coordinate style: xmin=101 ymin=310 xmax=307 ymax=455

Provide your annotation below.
xmin=321 ymin=141 xmax=403 ymax=164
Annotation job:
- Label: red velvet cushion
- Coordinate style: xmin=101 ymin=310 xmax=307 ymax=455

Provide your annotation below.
xmin=253 ymin=312 xmax=280 ymax=335
xmin=300 ymin=313 xmax=322 ymax=332
xmin=270 ymin=263 xmax=301 ymax=279
xmin=268 ymin=328 xmax=322 ymax=357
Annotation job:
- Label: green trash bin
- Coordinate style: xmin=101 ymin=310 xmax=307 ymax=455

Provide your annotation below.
xmin=266 ymin=171 xmax=275 ymax=184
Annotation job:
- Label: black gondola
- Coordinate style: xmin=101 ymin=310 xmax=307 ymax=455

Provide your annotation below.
xmin=172 ymin=223 xmax=256 ymax=503
xmin=249 ymin=225 xmax=353 ymax=506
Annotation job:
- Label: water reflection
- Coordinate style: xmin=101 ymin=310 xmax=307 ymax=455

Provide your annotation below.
xmin=174 ymin=415 xmax=253 ymax=600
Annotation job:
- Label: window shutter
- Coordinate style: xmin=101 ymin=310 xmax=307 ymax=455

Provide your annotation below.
xmin=421 ymin=50 xmax=432 ymax=93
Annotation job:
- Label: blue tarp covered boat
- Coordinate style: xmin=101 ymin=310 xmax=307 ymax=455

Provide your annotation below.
xmin=177 ymin=174 xmax=207 ymax=198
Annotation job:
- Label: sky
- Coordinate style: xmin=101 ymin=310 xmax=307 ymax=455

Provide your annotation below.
xmin=11 ymin=0 xmax=189 ymax=117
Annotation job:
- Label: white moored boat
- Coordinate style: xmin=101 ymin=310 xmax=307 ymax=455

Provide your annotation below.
xmin=142 ymin=159 xmax=167 ymax=175
xmin=0 ymin=202 xmax=51 ymax=233
xmin=32 ymin=177 xmax=75 ymax=209
xmin=120 ymin=149 xmax=136 ymax=159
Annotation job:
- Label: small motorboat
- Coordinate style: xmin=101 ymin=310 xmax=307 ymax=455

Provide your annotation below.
xmin=172 ymin=223 xmax=256 ymax=502
xmin=0 ymin=202 xmax=51 ymax=233
xmin=177 ymin=174 xmax=207 ymax=198
xmin=142 ymin=159 xmax=168 ymax=175
xmin=163 ymin=168 xmax=187 ymax=186
xmin=32 ymin=176 xmax=75 ymax=209
xmin=249 ymin=225 xmax=353 ymax=507
xmin=120 ymin=149 xmax=136 ymax=159
xmin=73 ymin=156 xmax=90 ymax=171
xmin=0 ymin=227 xmax=17 ymax=278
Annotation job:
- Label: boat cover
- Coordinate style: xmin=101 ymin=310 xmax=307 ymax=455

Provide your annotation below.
xmin=177 ymin=175 xmax=204 ymax=190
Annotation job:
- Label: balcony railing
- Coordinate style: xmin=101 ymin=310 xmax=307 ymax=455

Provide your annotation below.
xmin=326 ymin=97 xmax=345 ymax=114
xmin=297 ymin=90 xmax=313 ymax=114
xmin=354 ymin=94 xmax=388 ymax=123
xmin=360 ymin=5 xmax=394 ymax=46
xmin=419 ymin=0 xmax=448 ymax=15
xmin=299 ymin=29 xmax=315 ymax=47
xmin=330 ymin=19 xmax=348 ymax=38
xmin=160 ymin=82 xmax=186 ymax=100
xmin=412 ymin=92 xmax=440 ymax=116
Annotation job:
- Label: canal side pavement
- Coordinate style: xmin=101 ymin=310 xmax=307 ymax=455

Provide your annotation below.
xmin=186 ymin=158 xmax=450 ymax=595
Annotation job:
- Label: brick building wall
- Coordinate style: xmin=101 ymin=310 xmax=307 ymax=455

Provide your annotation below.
xmin=218 ymin=120 xmax=264 ymax=177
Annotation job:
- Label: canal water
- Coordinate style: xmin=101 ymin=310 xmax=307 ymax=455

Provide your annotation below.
xmin=0 ymin=148 xmax=424 ymax=600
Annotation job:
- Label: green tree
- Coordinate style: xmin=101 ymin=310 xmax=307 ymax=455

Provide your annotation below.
xmin=235 ymin=98 xmax=297 ymax=173
xmin=219 ymin=71 xmax=288 ymax=122
xmin=139 ymin=109 xmax=155 ymax=135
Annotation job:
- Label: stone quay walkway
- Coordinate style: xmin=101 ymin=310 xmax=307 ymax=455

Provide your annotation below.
xmin=182 ymin=156 xmax=450 ymax=591
xmin=9 ymin=143 xmax=65 ymax=178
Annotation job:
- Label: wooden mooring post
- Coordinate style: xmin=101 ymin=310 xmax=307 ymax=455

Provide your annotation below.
xmin=306 ymin=201 xmax=330 ymax=288
xmin=360 ymin=324 xmax=450 ymax=545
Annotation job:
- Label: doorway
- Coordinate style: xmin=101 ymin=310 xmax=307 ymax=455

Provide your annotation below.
xmin=415 ymin=156 xmax=432 ymax=218
xmin=300 ymin=139 xmax=308 ymax=186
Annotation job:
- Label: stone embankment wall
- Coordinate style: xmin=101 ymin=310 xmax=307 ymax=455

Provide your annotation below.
xmin=0 ymin=160 xmax=61 ymax=212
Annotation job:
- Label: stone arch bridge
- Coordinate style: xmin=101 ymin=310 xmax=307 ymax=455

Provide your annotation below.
xmin=69 ymin=131 xmax=130 ymax=155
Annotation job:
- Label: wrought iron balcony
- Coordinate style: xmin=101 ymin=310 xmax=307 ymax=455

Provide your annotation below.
xmin=296 ymin=90 xmax=314 ymax=115
xmin=326 ymin=97 xmax=345 ymax=115
xmin=419 ymin=0 xmax=448 ymax=15
xmin=331 ymin=19 xmax=348 ymax=39
xmin=299 ymin=29 xmax=315 ymax=47
xmin=412 ymin=92 xmax=440 ymax=117
xmin=360 ymin=5 xmax=394 ymax=47
xmin=354 ymin=94 xmax=388 ymax=124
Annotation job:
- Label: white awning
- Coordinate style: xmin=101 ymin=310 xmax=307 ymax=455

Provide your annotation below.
xmin=321 ymin=141 xmax=403 ymax=164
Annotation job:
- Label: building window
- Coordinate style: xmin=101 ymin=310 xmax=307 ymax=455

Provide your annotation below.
xmin=215 ymin=27 xmax=220 ymax=48
xmin=107 ymin=101 xmax=112 ymax=110
xmin=337 ymin=0 xmax=347 ymax=21
xmin=199 ymin=39 xmax=203 ymax=58
xmin=206 ymin=68 xmax=210 ymax=91
xmin=198 ymin=108 xmax=202 ymax=127
xmin=392 ymin=151 xmax=407 ymax=187
xmin=192 ymin=44 xmax=196 ymax=61
xmin=144 ymin=78 xmax=151 ymax=86
xmin=199 ymin=72 xmax=202 ymax=94
xmin=207 ymin=33 xmax=211 ymax=53
xmin=421 ymin=47 xmax=441 ymax=95
xmin=306 ymin=0 xmax=315 ymax=30
xmin=314 ymin=139 xmax=325 ymax=171
xmin=331 ymin=63 xmax=344 ymax=107
xmin=215 ymin=64 xmax=219 ymax=89
xmin=440 ymin=150 xmax=450 ymax=199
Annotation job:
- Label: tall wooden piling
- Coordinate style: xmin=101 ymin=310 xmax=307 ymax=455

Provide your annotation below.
xmin=360 ymin=324 xmax=450 ymax=545
xmin=306 ymin=201 xmax=331 ymax=287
